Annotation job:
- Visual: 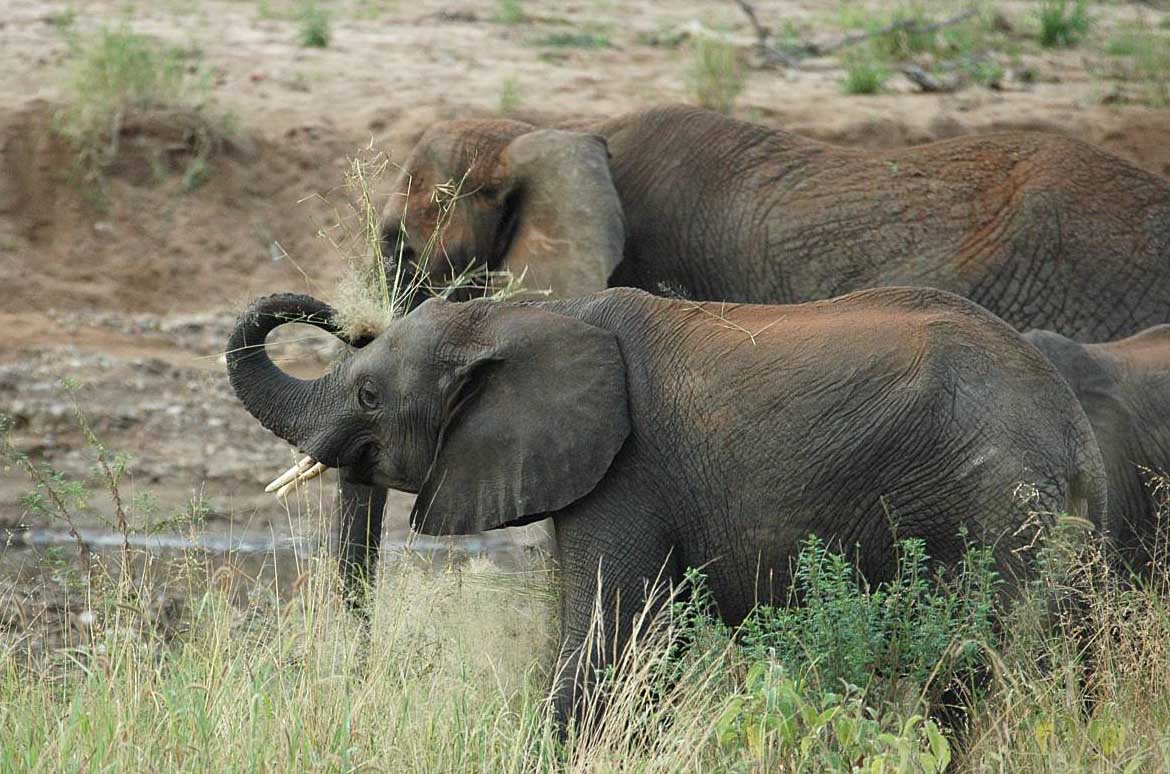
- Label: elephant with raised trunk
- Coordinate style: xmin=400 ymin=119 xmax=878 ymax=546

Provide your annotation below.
xmin=383 ymin=104 xmax=1170 ymax=340
xmin=1025 ymin=326 xmax=1170 ymax=573
xmin=228 ymin=286 xmax=1108 ymax=727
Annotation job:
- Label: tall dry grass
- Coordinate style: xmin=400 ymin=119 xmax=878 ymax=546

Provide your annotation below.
xmin=8 ymin=392 xmax=1169 ymax=772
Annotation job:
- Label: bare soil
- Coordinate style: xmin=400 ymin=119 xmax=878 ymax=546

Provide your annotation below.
xmin=2 ymin=0 xmax=1169 ymax=578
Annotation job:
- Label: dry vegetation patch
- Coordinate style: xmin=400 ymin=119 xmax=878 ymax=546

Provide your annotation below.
xmin=54 ymin=24 xmax=225 ymax=192
xmin=4 ymin=402 xmax=1170 ymax=770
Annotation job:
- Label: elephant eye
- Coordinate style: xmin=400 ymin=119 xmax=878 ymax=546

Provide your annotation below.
xmin=357 ymin=380 xmax=381 ymax=411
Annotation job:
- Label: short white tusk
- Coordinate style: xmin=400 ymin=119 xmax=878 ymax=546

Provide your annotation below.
xmin=274 ymin=462 xmax=327 ymax=499
xmin=265 ymin=456 xmax=318 ymax=493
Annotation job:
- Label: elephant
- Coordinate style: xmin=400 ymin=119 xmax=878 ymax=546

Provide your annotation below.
xmin=1025 ymin=326 xmax=1170 ymax=573
xmin=325 ymin=103 xmax=1170 ymax=595
xmin=228 ymin=285 xmax=1108 ymax=726
xmin=381 ymin=104 xmax=1170 ymax=341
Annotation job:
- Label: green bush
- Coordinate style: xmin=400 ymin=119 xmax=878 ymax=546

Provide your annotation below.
xmin=297 ymin=1 xmax=331 ymax=48
xmin=1106 ymin=26 xmax=1170 ymax=106
xmin=55 ymin=25 xmax=210 ymax=185
xmin=494 ymin=0 xmax=524 ymax=25
xmin=739 ymin=536 xmax=998 ymax=704
xmin=660 ymin=538 xmax=987 ymax=769
xmin=841 ymin=47 xmax=891 ymax=94
xmin=685 ymin=36 xmax=745 ymax=114
xmin=1037 ymin=0 xmax=1091 ymax=48
xmin=713 ymin=662 xmax=952 ymax=772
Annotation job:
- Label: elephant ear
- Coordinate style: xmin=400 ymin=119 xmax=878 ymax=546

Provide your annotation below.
xmin=495 ymin=129 xmax=626 ymax=298
xmin=1025 ymin=330 xmax=1140 ymax=546
xmin=411 ymin=303 xmax=630 ymax=535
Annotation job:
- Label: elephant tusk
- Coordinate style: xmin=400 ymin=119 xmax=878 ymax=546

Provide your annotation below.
xmin=266 ymin=456 xmax=327 ymax=498
xmin=274 ymin=462 xmax=327 ymax=499
xmin=266 ymin=455 xmax=317 ymax=492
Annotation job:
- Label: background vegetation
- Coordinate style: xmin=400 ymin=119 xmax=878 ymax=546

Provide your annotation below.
xmin=3 ymin=405 xmax=1169 ymax=771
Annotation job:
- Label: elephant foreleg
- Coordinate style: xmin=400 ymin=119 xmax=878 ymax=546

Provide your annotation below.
xmin=335 ymin=477 xmax=386 ymax=611
xmin=552 ymin=511 xmax=678 ymax=733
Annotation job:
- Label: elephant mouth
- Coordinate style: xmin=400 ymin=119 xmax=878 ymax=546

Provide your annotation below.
xmin=340 ymin=439 xmax=379 ymax=473
xmin=490 ymin=189 xmax=522 ymax=270
xmin=339 ymin=441 xmax=421 ymax=495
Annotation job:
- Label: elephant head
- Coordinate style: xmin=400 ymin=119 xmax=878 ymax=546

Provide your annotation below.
xmin=380 ymin=122 xmax=625 ymax=308
xmin=226 ymin=293 xmax=630 ymax=534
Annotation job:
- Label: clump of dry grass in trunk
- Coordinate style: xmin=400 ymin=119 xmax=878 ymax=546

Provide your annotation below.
xmin=317 ymin=145 xmax=540 ymax=344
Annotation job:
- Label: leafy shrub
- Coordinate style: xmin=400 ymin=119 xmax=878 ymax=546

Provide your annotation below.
xmin=685 ymin=36 xmax=745 ymax=114
xmin=56 ymin=25 xmax=199 ymax=181
xmin=841 ymin=47 xmax=891 ymax=94
xmin=714 ymin=662 xmax=952 ymax=772
xmin=494 ymin=0 xmax=524 ymax=25
xmin=1037 ymin=0 xmax=1091 ymax=48
xmin=659 ymin=541 xmax=977 ymax=770
xmin=1106 ymin=26 xmax=1170 ymax=106
xmin=739 ymin=536 xmax=999 ymax=706
xmin=297 ymin=1 xmax=331 ymax=48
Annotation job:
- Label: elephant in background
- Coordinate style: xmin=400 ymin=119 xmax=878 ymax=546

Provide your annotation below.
xmin=382 ymin=103 xmax=1170 ymax=341
xmin=1025 ymin=326 xmax=1170 ymax=573
xmin=228 ymin=286 xmax=1108 ymax=726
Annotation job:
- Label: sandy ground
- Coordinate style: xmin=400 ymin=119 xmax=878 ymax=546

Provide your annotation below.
xmin=2 ymin=0 xmax=1169 ymax=589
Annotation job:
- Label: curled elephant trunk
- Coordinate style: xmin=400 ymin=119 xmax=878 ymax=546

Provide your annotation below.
xmin=226 ymin=293 xmax=357 ymax=466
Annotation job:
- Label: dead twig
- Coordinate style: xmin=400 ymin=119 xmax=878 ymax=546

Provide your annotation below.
xmin=730 ymin=0 xmax=804 ymax=67
xmin=732 ymin=1 xmax=979 ymax=66
xmin=901 ymin=64 xmax=963 ymax=93
xmin=684 ymin=301 xmax=783 ymax=346
xmin=732 ymin=0 xmax=803 ymax=68
xmin=811 ymin=8 xmax=979 ymax=56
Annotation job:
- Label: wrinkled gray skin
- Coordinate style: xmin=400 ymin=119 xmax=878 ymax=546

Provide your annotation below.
xmin=228 ymin=286 xmax=1108 ymax=728
xmin=359 ymin=105 xmax=1170 ymax=593
xmin=1025 ymin=326 xmax=1170 ymax=573
xmin=383 ymin=104 xmax=1170 ymax=339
